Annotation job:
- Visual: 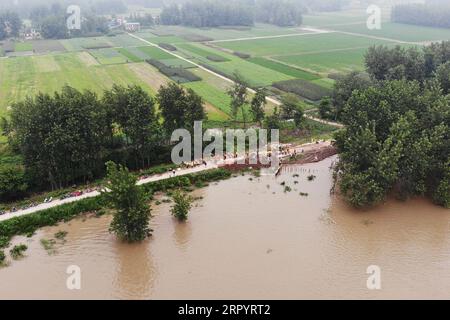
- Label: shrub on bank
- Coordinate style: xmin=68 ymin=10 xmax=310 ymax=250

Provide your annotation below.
xmin=10 ymin=244 xmax=27 ymax=259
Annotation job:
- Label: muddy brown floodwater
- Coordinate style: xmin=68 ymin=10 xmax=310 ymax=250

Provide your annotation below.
xmin=1 ymin=156 xmax=450 ymax=299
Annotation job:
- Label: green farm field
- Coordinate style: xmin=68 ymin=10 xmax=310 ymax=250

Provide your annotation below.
xmin=89 ymin=48 xmax=129 ymax=64
xmin=147 ymin=23 xmax=307 ymax=41
xmin=274 ymin=47 xmax=369 ymax=74
xmin=0 ymin=52 xmax=155 ymax=116
xmin=329 ymin=22 xmax=450 ymax=43
xmin=14 ymin=42 xmax=33 ymax=52
xmin=0 ymin=52 xmax=227 ymax=123
xmin=175 ymin=42 xmax=294 ymax=87
xmin=183 ymin=80 xmax=232 ymax=121
xmin=214 ymin=32 xmax=393 ymax=57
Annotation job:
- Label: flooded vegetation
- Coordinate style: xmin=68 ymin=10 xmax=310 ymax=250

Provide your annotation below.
xmin=1 ymin=157 xmax=449 ymax=299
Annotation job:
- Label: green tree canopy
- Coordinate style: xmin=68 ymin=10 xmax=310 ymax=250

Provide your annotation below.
xmin=103 ymin=161 xmax=151 ymax=242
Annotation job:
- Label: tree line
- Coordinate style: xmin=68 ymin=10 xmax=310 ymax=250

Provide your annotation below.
xmin=391 ymin=3 xmax=450 ymax=29
xmin=0 ymin=11 xmax=21 ymax=40
xmin=160 ymin=0 xmax=304 ymax=28
xmin=0 ymin=83 xmax=206 ymax=200
xmin=323 ymin=42 xmax=450 ymax=208
xmin=29 ymin=2 xmax=110 ymax=39
xmin=321 ymin=42 xmax=450 ymax=121
xmin=227 ymin=71 xmax=304 ymax=130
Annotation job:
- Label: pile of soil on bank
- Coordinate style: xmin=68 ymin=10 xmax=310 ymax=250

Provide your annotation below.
xmin=284 ymin=145 xmax=338 ymax=165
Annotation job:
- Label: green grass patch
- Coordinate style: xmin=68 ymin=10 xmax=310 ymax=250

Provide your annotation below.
xmin=177 ymin=43 xmax=230 ymax=62
xmin=151 ymin=35 xmax=187 ymax=44
xmin=248 ymin=57 xmax=320 ymax=80
xmin=60 ymin=37 xmax=113 ymax=51
xmin=330 ymin=22 xmax=450 ymax=42
xmin=0 ymin=52 xmax=155 ymax=114
xmin=105 ymin=34 xmax=145 ymax=47
xmin=216 ymin=33 xmax=394 ymax=57
xmin=200 ymin=59 xmax=293 ymax=87
xmin=150 ymin=23 xmax=309 ymax=41
xmin=14 ymin=42 xmax=33 ymax=52
xmin=183 ymin=81 xmax=232 ymax=117
xmin=137 ymin=46 xmax=175 ymax=60
xmin=273 ymin=47 xmax=368 ymax=74
xmin=159 ymin=58 xmax=195 ymax=69
xmin=116 ymin=48 xmax=142 ymax=62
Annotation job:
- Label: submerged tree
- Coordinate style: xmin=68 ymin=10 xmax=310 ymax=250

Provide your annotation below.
xmin=334 ymin=80 xmax=450 ymax=208
xmin=103 ymin=161 xmax=151 ymax=242
xmin=171 ymin=190 xmax=193 ymax=222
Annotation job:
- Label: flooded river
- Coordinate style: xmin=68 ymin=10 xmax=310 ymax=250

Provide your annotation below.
xmin=1 ymin=156 xmax=450 ymax=299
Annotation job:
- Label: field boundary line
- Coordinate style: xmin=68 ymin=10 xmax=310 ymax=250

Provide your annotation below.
xmin=310 ymin=26 xmax=428 ymax=45
xmin=262 ymin=56 xmax=323 ymax=77
xmin=267 ymin=46 xmax=370 ymax=58
xmin=207 ymin=30 xmax=332 ymax=43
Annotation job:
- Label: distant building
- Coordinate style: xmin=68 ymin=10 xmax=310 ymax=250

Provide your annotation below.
xmin=124 ymin=22 xmax=141 ymax=32
xmin=23 ymin=28 xmax=41 ymax=40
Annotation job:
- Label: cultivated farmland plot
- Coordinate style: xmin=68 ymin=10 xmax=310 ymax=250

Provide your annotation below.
xmin=0 ymin=52 xmax=154 ymax=114
xmin=89 ymin=48 xmax=129 ymax=65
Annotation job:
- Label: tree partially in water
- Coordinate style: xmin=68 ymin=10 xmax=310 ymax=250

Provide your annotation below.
xmin=171 ymin=190 xmax=193 ymax=222
xmin=103 ymin=161 xmax=151 ymax=242
xmin=334 ymin=80 xmax=450 ymax=208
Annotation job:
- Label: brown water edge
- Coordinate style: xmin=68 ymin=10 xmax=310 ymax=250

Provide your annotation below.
xmin=1 ymin=156 xmax=449 ymax=300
